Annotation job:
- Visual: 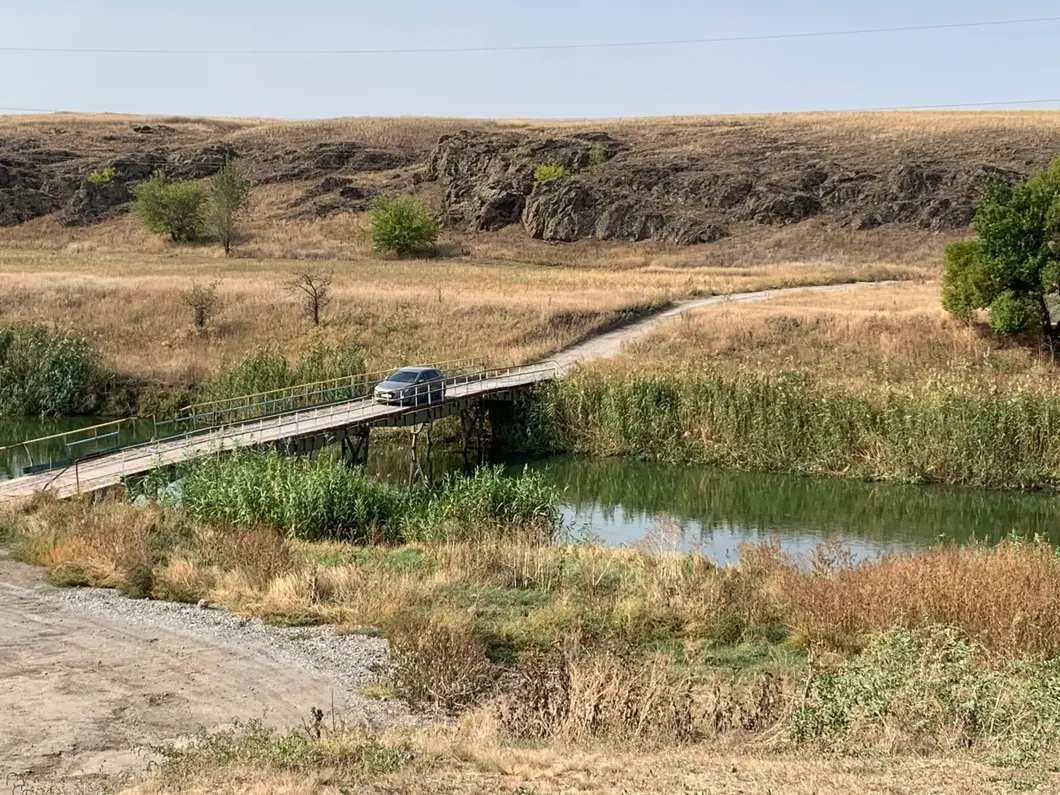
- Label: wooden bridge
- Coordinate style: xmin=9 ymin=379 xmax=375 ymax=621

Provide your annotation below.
xmin=0 ymin=361 xmax=559 ymax=501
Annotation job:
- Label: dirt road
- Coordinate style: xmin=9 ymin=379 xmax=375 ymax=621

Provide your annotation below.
xmin=0 ymin=552 xmax=397 ymax=785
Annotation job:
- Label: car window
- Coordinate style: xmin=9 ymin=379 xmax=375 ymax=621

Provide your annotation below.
xmin=388 ymin=370 xmax=418 ymax=384
xmin=427 ymin=370 xmax=442 ymax=381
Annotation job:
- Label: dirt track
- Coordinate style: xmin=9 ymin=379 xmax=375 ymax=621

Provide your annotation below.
xmin=0 ymin=552 xmax=396 ymax=786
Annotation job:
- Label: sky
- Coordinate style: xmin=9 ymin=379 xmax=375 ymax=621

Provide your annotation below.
xmin=2 ymin=0 xmax=1059 ymax=119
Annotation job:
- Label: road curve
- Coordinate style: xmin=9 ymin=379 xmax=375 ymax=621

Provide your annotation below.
xmin=553 ymin=280 xmax=900 ymax=370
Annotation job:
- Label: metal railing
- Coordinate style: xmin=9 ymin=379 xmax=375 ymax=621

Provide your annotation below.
xmin=0 ymin=360 xmax=559 ymax=490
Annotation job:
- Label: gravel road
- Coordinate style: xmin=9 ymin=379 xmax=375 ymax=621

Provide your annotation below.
xmin=0 ymin=552 xmax=404 ymax=785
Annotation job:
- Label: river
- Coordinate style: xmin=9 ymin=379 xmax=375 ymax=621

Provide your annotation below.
xmin=4 ymin=419 xmax=1058 ymax=563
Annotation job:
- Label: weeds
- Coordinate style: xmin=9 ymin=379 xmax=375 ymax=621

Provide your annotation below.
xmin=0 ymin=324 xmax=105 ymax=417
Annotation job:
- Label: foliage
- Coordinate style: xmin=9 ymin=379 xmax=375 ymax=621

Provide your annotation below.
xmin=588 ymin=145 xmax=608 ymax=167
xmin=286 ymin=269 xmax=333 ymax=325
xmin=87 ymin=167 xmax=117 ymax=185
xmin=154 ymin=720 xmax=410 ymax=783
xmin=180 ymin=281 xmax=220 ymax=329
xmin=789 ymin=626 xmax=1060 ymax=766
xmin=200 ymin=340 xmax=365 ymax=403
xmin=0 ymin=324 xmax=103 ymax=417
xmin=941 ymin=159 xmax=1060 ymax=338
xmin=131 ymin=170 xmax=206 ymax=243
xmin=367 ymin=195 xmax=439 ymax=256
xmin=534 ymin=164 xmax=568 ymax=184
xmin=170 ymin=450 xmax=561 ymax=543
xmin=507 ymin=371 xmax=1060 ymax=490
xmin=203 ymin=159 xmax=250 ymax=255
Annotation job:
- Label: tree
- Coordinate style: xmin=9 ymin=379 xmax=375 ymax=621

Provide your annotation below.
xmin=942 ymin=158 xmax=1060 ymax=341
xmin=204 ymin=160 xmax=250 ymax=256
xmin=286 ymin=270 xmax=333 ymax=326
xmin=367 ymin=196 xmax=439 ymax=257
xmin=180 ymin=281 xmax=220 ymax=329
xmin=131 ymin=170 xmax=206 ymax=243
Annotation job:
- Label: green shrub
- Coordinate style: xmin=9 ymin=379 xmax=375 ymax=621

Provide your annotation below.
xmin=533 ymin=164 xmax=568 ymax=184
xmin=132 ymin=170 xmax=206 ymax=243
xmin=367 ymin=195 xmax=439 ymax=257
xmin=45 ymin=562 xmax=90 ymax=588
xmin=789 ymin=626 xmax=1060 ymax=766
xmin=989 ymin=290 xmax=1039 ymax=335
xmin=203 ymin=159 xmax=250 ymax=255
xmin=0 ymin=324 xmax=103 ymax=416
xmin=87 ymin=167 xmax=118 ymax=185
xmin=588 ymin=146 xmax=608 ymax=167
xmin=122 ymin=564 xmax=154 ymax=599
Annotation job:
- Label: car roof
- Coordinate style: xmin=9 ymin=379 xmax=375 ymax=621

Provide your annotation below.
xmin=392 ymin=366 xmax=433 ymax=374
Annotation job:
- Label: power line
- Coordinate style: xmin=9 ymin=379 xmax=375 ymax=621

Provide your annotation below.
xmin=0 ymin=15 xmax=1058 ymax=55
xmin=4 ymin=98 xmax=1060 ymax=119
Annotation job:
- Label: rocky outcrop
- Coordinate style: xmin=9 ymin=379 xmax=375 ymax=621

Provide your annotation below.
xmin=425 ymin=130 xmax=1037 ymax=245
xmin=287 ymin=176 xmax=377 ymax=218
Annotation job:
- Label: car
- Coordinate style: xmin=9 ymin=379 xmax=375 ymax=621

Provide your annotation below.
xmin=374 ymin=367 xmax=446 ymax=406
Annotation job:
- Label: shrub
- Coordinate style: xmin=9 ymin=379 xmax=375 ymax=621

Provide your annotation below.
xmin=390 ymin=613 xmax=496 ymax=714
xmin=533 ymin=164 xmax=568 ymax=184
xmin=789 ymin=626 xmax=1060 ymax=766
xmin=132 ymin=170 xmax=206 ymax=243
xmin=180 ymin=282 xmax=220 ymax=329
xmin=87 ymin=167 xmax=117 ymax=185
xmin=367 ymin=195 xmax=439 ymax=256
xmin=0 ymin=324 xmax=103 ymax=416
xmin=588 ymin=145 xmax=608 ymax=167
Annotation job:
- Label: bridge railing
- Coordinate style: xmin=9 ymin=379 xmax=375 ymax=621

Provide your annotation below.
xmin=0 ymin=359 xmax=558 ymax=482
xmin=153 ymin=357 xmax=485 ymax=438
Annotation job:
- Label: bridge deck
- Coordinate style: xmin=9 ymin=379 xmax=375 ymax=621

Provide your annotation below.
xmin=0 ymin=366 xmax=554 ymax=501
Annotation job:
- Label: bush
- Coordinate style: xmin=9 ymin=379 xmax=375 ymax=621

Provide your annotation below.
xmin=180 ymin=282 xmax=220 ymax=329
xmin=87 ymin=167 xmax=117 ymax=185
xmin=789 ymin=626 xmax=1060 ymax=766
xmin=533 ymin=164 xmax=568 ymax=184
xmin=0 ymin=324 xmax=103 ymax=416
xmin=132 ymin=170 xmax=206 ymax=243
xmin=588 ymin=145 xmax=608 ymax=167
xmin=203 ymin=160 xmax=250 ymax=255
xmin=390 ymin=613 xmax=496 ymax=714
xmin=367 ymin=196 xmax=439 ymax=256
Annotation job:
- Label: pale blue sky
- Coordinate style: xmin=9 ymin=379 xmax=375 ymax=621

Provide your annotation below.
xmin=2 ymin=0 xmax=1059 ymax=118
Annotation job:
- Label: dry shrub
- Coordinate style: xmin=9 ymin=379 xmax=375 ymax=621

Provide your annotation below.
xmin=766 ymin=540 xmax=1060 ymax=657
xmin=390 ymin=613 xmax=496 ymax=714
xmin=495 ymin=646 xmax=694 ymax=744
xmin=696 ymin=673 xmax=789 ymax=736
xmin=207 ymin=525 xmax=293 ymax=588
xmin=154 ymin=556 xmax=216 ymax=603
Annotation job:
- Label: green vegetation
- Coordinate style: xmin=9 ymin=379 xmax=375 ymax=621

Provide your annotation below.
xmin=203 ymin=160 xmax=250 ymax=256
xmin=509 ymin=372 xmax=1060 ymax=490
xmin=0 ymin=324 xmax=104 ymax=417
xmin=790 ymin=626 xmax=1060 ymax=767
xmin=173 ymin=450 xmax=561 ymax=542
xmin=942 ymin=158 xmax=1060 ymax=339
xmin=154 ymin=720 xmax=411 ymax=784
xmin=132 ymin=170 xmax=207 ymax=243
xmin=533 ymin=163 xmax=568 ymax=183
xmin=199 ymin=340 xmax=365 ymax=403
xmin=588 ymin=145 xmax=608 ymax=167
xmin=87 ymin=167 xmax=117 ymax=185
xmin=367 ymin=195 xmax=440 ymax=256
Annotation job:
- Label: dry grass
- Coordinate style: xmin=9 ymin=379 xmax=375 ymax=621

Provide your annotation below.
xmin=118 ymin=744 xmax=1057 ymax=795
xmin=0 ymin=244 xmax=919 ymax=386
xmin=605 ymin=281 xmax=1057 ymax=391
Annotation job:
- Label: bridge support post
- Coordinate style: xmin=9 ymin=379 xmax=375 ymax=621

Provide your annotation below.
xmin=407 ymin=423 xmax=434 ymax=487
xmin=459 ymin=400 xmax=489 ymax=473
xmin=341 ymin=426 xmax=371 ymax=468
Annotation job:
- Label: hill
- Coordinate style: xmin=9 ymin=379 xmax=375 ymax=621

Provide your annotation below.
xmin=1 ymin=111 xmax=1059 ymax=257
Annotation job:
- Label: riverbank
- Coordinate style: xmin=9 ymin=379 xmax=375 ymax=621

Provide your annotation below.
xmin=6 ymin=487 xmax=1060 ymax=791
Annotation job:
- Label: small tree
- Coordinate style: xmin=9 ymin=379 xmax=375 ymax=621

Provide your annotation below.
xmin=367 ymin=196 xmax=439 ymax=257
xmin=180 ymin=282 xmax=220 ymax=329
xmin=204 ymin=160 xmax=250 ymax=256
xmin=286 ymin=270 xmax=333 ymax=326
xmin=132 ymin=170 xmax=206 ymax=243
xmin=942 ymin=158 xmax=1060 ymax=341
